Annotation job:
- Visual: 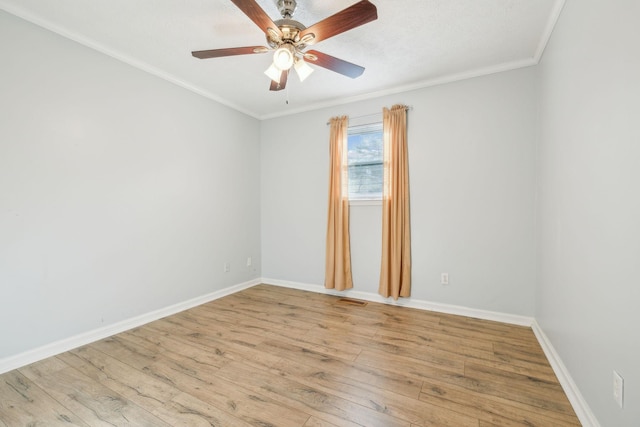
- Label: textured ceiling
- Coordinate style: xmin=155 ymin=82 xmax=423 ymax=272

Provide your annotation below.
xmin=0 ymin=0 xmax=564 ymax=119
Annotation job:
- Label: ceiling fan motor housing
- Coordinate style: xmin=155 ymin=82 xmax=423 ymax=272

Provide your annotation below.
xmin=266 ymin=19 xmax=304 ymax=48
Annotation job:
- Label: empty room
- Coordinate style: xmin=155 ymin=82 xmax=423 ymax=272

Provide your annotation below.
xmin=0 ymin=0 xmax=638 ymax=426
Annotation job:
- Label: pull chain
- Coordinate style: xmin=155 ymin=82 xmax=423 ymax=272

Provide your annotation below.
xmin=285 ymin=70 xmax=290 ymax=105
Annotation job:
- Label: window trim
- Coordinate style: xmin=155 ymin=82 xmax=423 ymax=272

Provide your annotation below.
xmin=347 ymin=121 xmax=384 ymax=202
xmin=350 ymin=199 xmax=382 ymax=207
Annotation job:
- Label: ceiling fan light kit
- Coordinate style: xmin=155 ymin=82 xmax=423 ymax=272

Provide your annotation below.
xmin=273 ymin=44 xmax=295 ymax=70
xmin=264 ymin=62 xmax=283 ymax=82
xmin=191 ymin=0 xmax=378 ymax=91
xmin=294 ymin=57 xmax=314 ymax=82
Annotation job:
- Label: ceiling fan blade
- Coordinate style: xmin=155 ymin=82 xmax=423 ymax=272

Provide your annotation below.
xmin=304 ymin=50 xmax=365 ymax=78
xmin=269 ymin=70 xmax=288 ymax=91
xmin=299 ymin=0 xmax=377 ymax=45
xmin=231 ymin=0 xmax=283 ymax=38
xmin=192 ymin=46 xmax=268 ymax=59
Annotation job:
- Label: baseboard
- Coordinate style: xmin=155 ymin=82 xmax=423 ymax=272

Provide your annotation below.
xmin=1 ymin=276 xmax=599 ymax=427
xmin=261 ymin=278 xmax=534 ymax=327
xmin=531 ymin=320 xmax=601 ymax=427
xmin=0 ymin=278 xmax=261 ymax=375
xmin=264 ymin=278 xmax=602 ymax=424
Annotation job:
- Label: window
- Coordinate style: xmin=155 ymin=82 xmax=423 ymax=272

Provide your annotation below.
xmin=347 ymin=122 xmax=383 ymax=200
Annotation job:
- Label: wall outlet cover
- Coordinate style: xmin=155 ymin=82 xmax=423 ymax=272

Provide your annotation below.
xmin=613 ymin=370 xmax=624 ymax=409
xmin=441 ymin=273 xmax=449 ymax=285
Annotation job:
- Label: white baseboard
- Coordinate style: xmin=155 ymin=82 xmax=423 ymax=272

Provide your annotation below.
xmin=261 ymin=278 xmax=534 ymax=327
xmin=1 ymin=276 xmax=599 ymax=427
xmin=531 ymin=320 xmax=601 ymax=427
xmin=265 ymin=278 xmax=602 ymax=425
xmin=0 ymin=278 xmax=261 ymax=375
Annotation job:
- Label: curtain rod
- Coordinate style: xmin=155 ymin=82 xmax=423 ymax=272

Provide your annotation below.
xmin=326 ymin=106 xmax=412 ymax=125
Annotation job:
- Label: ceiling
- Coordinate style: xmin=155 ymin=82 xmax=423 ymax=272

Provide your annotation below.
xmin=0 ymin=0 xmax=564 ymax=120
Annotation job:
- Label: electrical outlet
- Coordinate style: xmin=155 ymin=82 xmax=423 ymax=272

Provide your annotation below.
xmin=224 ymin=262 xmax=230 ymax=273
xmin=246 ymin=257 xmax=252 ymax=267
xmin=441 ymin=273 xmax=449 ymax=285
xmin=613 ymin=370 xmax=624 ymax=408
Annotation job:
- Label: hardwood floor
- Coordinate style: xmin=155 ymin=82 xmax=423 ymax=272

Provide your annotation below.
xmin=0 ymin=284 xmax=581 ymax=426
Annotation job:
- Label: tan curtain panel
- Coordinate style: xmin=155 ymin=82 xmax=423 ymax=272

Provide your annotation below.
xmin=379 ymin=105 xmax=411 ymax=299
xmin=325 ymin=116 xmax=353 ymax=291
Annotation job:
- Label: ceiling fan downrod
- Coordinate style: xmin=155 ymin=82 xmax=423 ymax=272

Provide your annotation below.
xmin=277 ymin=0 xmax=297 ymax=19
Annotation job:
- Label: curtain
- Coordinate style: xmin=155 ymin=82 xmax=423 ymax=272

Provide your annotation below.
xmin=379 ymin=105 xmax=411 ymax=299
xmin=325 ymin=116 xmax=353 ymax=291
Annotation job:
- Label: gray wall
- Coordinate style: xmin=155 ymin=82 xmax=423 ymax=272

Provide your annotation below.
xmin=261 ymin=67 xmax=538 ymax=316
xmin=5 ymin=3 xmax=637 ymax=424
xmin=537 ymin=1 xmax=640 ymax=425
xmin=0 ymin=11 xmax=262 ymax=358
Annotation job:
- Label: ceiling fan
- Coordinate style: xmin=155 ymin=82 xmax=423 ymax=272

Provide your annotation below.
xmin=191 ymin=0 xmax=378 ymax=91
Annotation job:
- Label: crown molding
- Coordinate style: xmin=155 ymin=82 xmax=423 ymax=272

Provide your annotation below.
xmin=534 ymin=0 xmax=566 ymax=62
xmin=0 ymin=2 xmax=262 ymax=119
xmin=1 ymin=0 xmax=565 ymax=122
xmin=258 ymin=57 xmax=538 ymax=120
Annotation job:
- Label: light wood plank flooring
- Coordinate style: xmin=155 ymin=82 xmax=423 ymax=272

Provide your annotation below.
xmin=0 ymin=284 xmax=581 ymax=426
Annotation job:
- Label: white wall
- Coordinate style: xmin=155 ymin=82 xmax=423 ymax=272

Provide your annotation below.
xmin=3 ymin=3 xmax=636 ymax=424
xmin=537 ymin=1 xmax=640 ymax=425
xmin=261 ymin=67 xmax=538 ymax=316
xmin=0 ymin=11 xmax=261 ymax=359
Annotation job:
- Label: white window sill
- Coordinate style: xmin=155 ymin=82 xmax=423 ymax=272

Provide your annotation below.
xmin=349 ymin=199 xmax=382 ymax=206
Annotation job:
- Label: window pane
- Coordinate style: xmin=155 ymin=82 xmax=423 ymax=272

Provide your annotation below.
xmin=347 ymin=123 xmax=383 ymax=200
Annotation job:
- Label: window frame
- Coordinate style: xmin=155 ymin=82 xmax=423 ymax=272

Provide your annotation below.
xmin=346 ymin=121 xmax=384 ymax=204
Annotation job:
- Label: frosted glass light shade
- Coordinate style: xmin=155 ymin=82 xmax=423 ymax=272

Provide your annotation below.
xmin=294 ymin=59 xmax=314 ymax=82
xmin=273 ymin=45 xmax=295 ymax=70
xmin=264 ymin=63 xmax=281 ymax=82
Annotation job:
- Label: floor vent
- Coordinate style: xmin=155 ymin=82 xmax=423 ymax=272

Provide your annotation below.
xmin=335 ymin=298 xmax=368 ymax=307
